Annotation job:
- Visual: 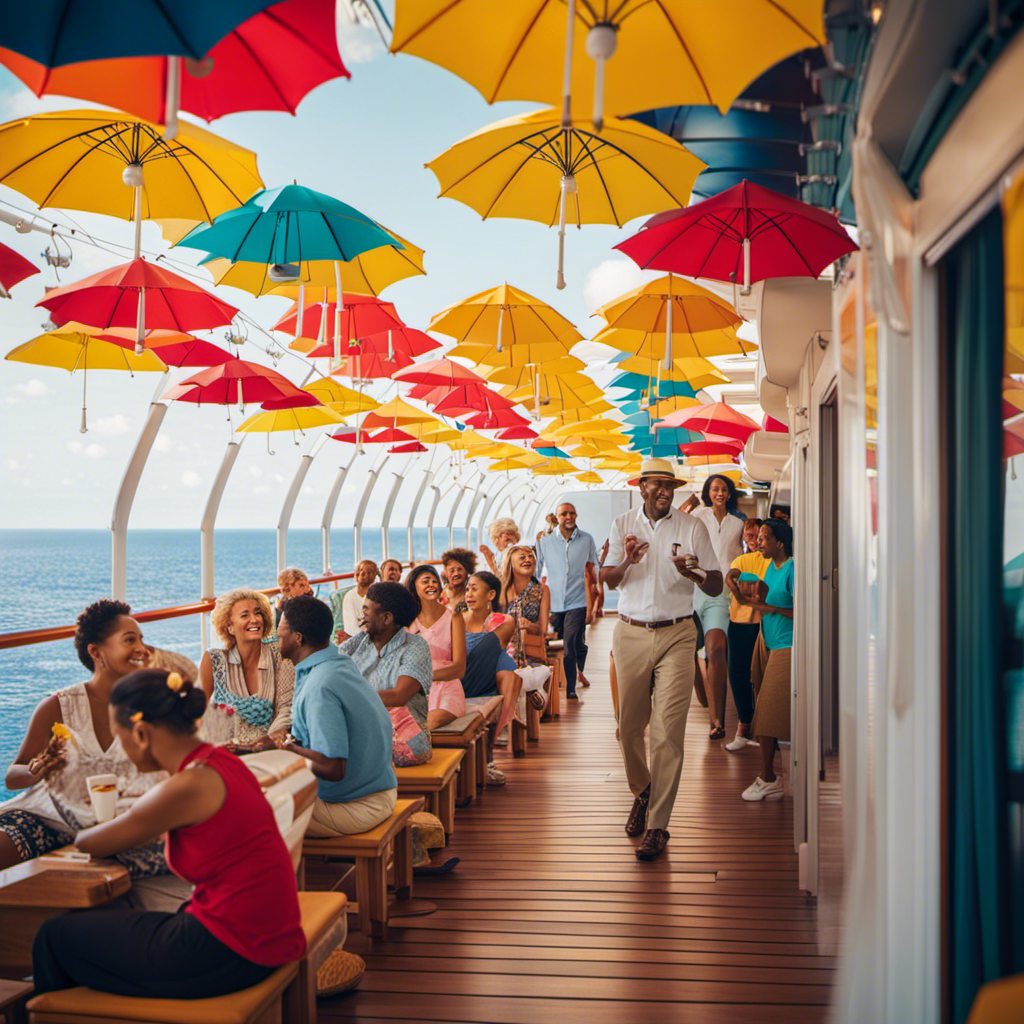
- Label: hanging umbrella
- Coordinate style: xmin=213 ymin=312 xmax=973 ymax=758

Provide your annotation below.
xmin=450 ymin=339 xmax=578 ymax=368
xmin=5 ymin=322 xmax=165 ymax=431
xmin=101 ymin=330 xmax=232 ymax=367
xmin=763 ymin=414 xmax=789 ymax=433
xmin=390 ymin=440 xmax=428 ymax=453
xmin=1 ymin=2 xmax=284 ymax=66
xmin=38 ymin=258 xmax=239 ymax=355
xmin=162 ymin=358 xmax=310 ymax=408
xmin=464 ymin=406 xmax=532 ymax=430
xmin=611 ymin=352 xmax=732 ymax=390
xmin=292 ymin=377 xmax=380 ymax=413
xmin=426 ymin=106 xmax=703 ymax=288
xmin=656 ymin=401 xmax=760 ymax=441
xmin=362 ymin=397 xmax=439 ymax=430
xmin=679 ymin=437 xmax=746 ymax=457
xmin=392 ymin=358 xmax=487 ymax=388
xmin=0 ymin=110 xmax=263 ymax=261
xmin=615 ymin=179 xmax=858 ymax=294
xmin=576 ymin=470 xmax=603 ymax=484
xmin=272 ymin=294 xmax=404 ymax=352
xmin=332 ymin=350 xmax=414 ymax=379
xmin=486 ymin=355 xmax=585 ymax=386
xmin=0 ymin=0 xmax=348 ymax=131
xmin=202 ymin=226 xmax=426 ymax=298
xmin=238 ymin=404 xmax=348 ymax=434
xmin=532 ymin=458 xmax=577 ymax=476
xmin=391 ymin=0 xmax=824 ymax=130
xmin=498 ymin=425 xmax=539 ymax=441
xmin=488 ymin=454 xmax=544 ymax=472
xmin=0 ymin=241 xmax=39 ymax=297
xmin=428 ymin=385 xmax=512 ymax=417
xmin=592 ymin=323 xmax=754 ymax=362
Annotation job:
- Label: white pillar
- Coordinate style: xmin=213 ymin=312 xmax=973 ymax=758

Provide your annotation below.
xmin=200 ymin=436 xmax=245 ymax=650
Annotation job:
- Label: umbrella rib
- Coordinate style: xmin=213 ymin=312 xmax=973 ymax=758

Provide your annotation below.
xmin=488 ymin=0 xmax=555 ymax=103
xmin=754 ymin=211 xmax=819 ymax=275
xmin=762 ymin=0 xmax=823 ymax=44
xmin=232 ymin=27 xmax=300 ymax=113
xmin=648 ymin=0 xmax=714 ymax=105
xmin=478 ymin=134 xmax=567 ymax=219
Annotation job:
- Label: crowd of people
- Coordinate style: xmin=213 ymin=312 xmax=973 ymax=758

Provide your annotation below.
xmin=0 ymin=460 xmax=794 ymax=997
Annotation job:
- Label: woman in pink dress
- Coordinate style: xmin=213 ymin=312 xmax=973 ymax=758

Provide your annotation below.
xmin=406 ymin=565 xmax=466 ymax=730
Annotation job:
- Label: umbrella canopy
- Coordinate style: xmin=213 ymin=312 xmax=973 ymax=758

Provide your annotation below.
xmin=290 ymin=377 xmax=379 ymax=412
xmin=594 ymin=275 xmax=740 ymax=334
xmin=0 ymin=110 xmax=263 ymax=228
xmin=391 ymin=1 xmax=824 ymax=124
xmin=497 ymin=425 xmax=538 ymax=441
xmin=427 ymin=106 xmax=703 ymax=287
xmin=488 ymin=456 xmax=541 ymax=472
xmin=449 ymin=339 xmax=578 ymax=368
xmin=592 ymin=323 xmax=754 ymax=361
xmin=486 ymin=355 xmax=585 ymax=386
xmin=429 ymin=283 xmax=582 ymax=350
xmin=656 ymin=401 xmax=760 ymax=441
xmin=176 ymin=183 xmax=397 ymax=264
xmin=611 ymin=352 xmax=731 ymax=389
xmin=465 ymin=406 xmax=531 ymax=430
xmin=162 ymin=358 xmax=310 ymax=407
xmin=273 ymin=295 xmax=405 ymax=351
xmin=0 ymin=0 xmax=347 ymax=124
xmin=202 ymin=227 xmax=425 ymax=298
xmin=575 ymin=470 xmax=603 ymax=484
xmin=101 ymin=330 xmax=232 ymax=367
xmin=0 ymin=241 xmax=39 ymax=297
xmin=38 ymin=258 xmax=239 ymax=333
xmin=238 ymin=404 xmax=347 ymax=433
xmin=392 ymin=358 xmax=486 ymax=388
xmin=763 ymin=414 xmax=789 ymax=433
xmin=362 ymin=397 xmax=438 ymax=430
xmin=332 ymin=350 xmax=414 ymax=379
xmin=5 ymin=323 xmax=166 ymax=372
xmin=430 ymin=385 xmax=512 ymax=417
xmin=616 ymin=180 xmax=858 ymax=291
xmin=679 ymin=437 xmax=746 ymax=457
xmin=1 ymin=1 xmax=283 ymax=66
xmin=532 ymin=458 xmax=576 ymax=476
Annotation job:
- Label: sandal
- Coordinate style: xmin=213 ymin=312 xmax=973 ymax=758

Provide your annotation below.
xmin=528 ymin=690 xmax=547 ymax=710
xmin=709 ymin=722 xmax=726 ymax=740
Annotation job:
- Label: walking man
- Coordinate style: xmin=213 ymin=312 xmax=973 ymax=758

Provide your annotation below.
xmin=536 ymin=502 xmax=599 ymax=700
xmin=601 ymin=460 xmax=722 ymax=860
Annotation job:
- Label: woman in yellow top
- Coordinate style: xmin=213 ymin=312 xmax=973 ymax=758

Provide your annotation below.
xmin=723 ymin=518 xmax=769 ymax=752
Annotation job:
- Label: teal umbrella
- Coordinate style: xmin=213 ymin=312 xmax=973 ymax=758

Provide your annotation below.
xmin=175 ymin=184 xmax=399 ymax=265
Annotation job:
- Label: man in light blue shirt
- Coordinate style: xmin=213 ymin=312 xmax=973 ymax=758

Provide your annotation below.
xmin=536 ymin=502 xmax=600 ymax=699
xmin=276 ymin=595 xmax=397 ymax=837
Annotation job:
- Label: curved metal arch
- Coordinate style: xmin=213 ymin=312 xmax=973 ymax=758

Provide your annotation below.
xmin=446 ymin=468 xmax=479 ymax=548
xmin=476 ymin=476 xmax=518 ymax=551
xmin=380 ymin=455 xmax=417 ymax=559
xmin=464 ymin=471 xmax=489 ymax=548
xmin=353 ymin=454 xmax=386 ymax=564
xmin=409 ymin=454 xmax=451 ymax=562
xmin=320 ymin=448 xmax=359 ymax=575
xmin=110 ymin=372 xmax=170 ymax=601
xmin=276 ymin=433 xmax=329 ymax=575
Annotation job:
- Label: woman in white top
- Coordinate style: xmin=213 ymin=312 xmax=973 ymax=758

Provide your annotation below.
xmin=340 ymin=560 xmax=378 ymax=639
xmin=687 ymin=474 xmax=746 ymax=740
xmin=198 ymin=589 xmax=293 ymax=751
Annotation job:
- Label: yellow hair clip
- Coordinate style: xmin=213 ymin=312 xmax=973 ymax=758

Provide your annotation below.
xmin=166 ymin=672 xmax=184 ymax=693
xmin=130 ymin=711 xmax=144 ymax=724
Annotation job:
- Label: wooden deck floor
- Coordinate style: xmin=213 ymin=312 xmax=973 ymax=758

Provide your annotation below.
xmin=324 ymin=617 xmax=840 ymax=1024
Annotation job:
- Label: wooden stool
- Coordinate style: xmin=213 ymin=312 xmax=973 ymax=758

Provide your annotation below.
xmin=294 ymin=891 xmax=348 ymax=1024
xmin=466 ymin=696 xmax=504 ymax=790
xmin=0 ymin=980 xmax=31 ymax=1024
xmin=300 ymin=797 xmax=424 ymax=941
xmin=395 ymin=748 xmax=464 ymax=839
xmin=27 ymin=962 xmax=299 ymax=1024
xmin=431 ymin=711 xmax=487 ymax=803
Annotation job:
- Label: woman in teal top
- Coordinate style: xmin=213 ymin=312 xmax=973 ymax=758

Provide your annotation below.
xmin=732 ymin=519 xmax=794 ymax=802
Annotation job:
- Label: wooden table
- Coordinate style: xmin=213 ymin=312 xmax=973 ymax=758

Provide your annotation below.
xmin=0 ymin=850 xmax=130 ymax=969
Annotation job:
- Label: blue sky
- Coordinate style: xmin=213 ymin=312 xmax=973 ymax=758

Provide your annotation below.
xmin=0 ymin=10 xmax=755 ymax=538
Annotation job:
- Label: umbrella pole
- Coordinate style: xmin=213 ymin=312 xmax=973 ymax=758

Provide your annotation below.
xmin=132 ymin=186 xmax=143 ymax=261
xmin=164 ymin=57 xmax=181 ymax=141
xmin=561 ymin=0 xmax=576 ymax=128
xmin=742 ymin=237 xmax=751 ymax=295
xmin=134 ymin=288 xmax=147 ymax=355
xmin=296 ymin=283 xmax=305 ymax=342
xmin=534 ymin=366 xmax=541 ymax=419
xmin=80 ymin=366 xmax=88 ymax=434
xmin=496 ymin=305 xmax=504 ymax=353
xmin=663 ymin=273 xmax=673 ymax=371
xmin=556 ymin=172 xmax=576 ymax=290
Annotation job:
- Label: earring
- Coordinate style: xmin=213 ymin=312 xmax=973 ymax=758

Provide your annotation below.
xmin=228 ymin=628 xmax=234 ymax=635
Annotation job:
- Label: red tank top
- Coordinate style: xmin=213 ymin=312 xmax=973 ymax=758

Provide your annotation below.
xmin=166 ymin=743 xmax=306 ymax=966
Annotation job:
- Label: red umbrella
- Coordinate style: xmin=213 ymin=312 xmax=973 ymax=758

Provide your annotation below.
xmin=392 ymin=358 xmax=486 ymax=388
xmin=656 ymin=401 xmax=760 ymax=441
xmin=390 ymin=441 xmax=427 ymax=453
xmin=39 ymin=259 xmax=238 ymax=340
xmin=0 ymin=0 xmax=348 ymax=126
xmin=497 ymin=425 xmax=539 ymax=440
xmin=615 ymin=180 xmax=858 ymax=291
xmin=464 ymin=406 xmax=531 ymax=430
xmin=358 ymin=327 xmax=441 ymax=358
xmin=273 ymin=294 xmax=404 ymax=351
xmin=762 ymin=414 xmax=788 ymax=433
xmin=331 ymin=349 xmax=414 ymax=379
xmin=162 ymin=358 xmax=310 ymax=407
xmin=679 ymin=438 xmax=745 ymax=457
xmin=330 ymin=428 xmax=416 ymax=445
xmin=100 ymin=329 xmax=232 ymax=367
xmin=0 ymin=241 xmax=39 ymax=297
xmin=434 ymin=386 xmax=513 ymax=417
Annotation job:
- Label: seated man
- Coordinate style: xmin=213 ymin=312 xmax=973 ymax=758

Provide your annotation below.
xmin=338 ymin=582 xmax=435 ymax=767
xmin=275 ymin=567 xmax=314 ymax=626
xmin=379 ymin=559 xmax=404 ymax=584
xmin=337 ymin=559 xmax=379 ymax=643
xmin=276 ymin=595 xmax=396 ymax=836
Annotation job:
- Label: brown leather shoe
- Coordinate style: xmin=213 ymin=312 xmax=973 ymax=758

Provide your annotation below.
xmin=635 ymin=828 xmax=670 ymax=860
xmin=624 ymin=785 xmax=650 ymax=837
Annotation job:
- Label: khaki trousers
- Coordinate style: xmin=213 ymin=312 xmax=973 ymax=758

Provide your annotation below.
xmin=306 ymin=786 xmax=397 ymax=838
xmin=612 ymin=618 xmax=697 ymax=832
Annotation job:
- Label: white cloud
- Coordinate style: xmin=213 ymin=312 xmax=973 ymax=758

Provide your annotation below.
xmin=273 ymin=473 xmax=286 ymax=484
xmin=4 ymin=458 xmax=22 ymax=471
xmin=336 ymin=17 xmax=386 ymax=64
xmin=14 ymin=379 xmax=53 ymax=398
xmin=582 ymin=258 xmax=659 ymax=316
xmin=249 ymin=465 xmax=264 ymax=477
xmin=153 ymin=435 xmax=173 ymax=453
xmin=92 ymin=414 xmax=133 ymax=437
xmin=253 ymin=484 xmax=272 ymax=495
xmin=181 ymin=470 xmax=202 ymax=488
xmin=66 ymin=440 xmax=108 ymax=458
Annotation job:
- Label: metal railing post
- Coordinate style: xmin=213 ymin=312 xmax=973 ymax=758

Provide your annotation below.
xmin=276 ymin=434 xmax=328 ymax=575
xmin=320 ymin=449 xmax=358 ymax=575
xmin=353 ymin=458 xmax=384 ymax=564
xmin=380 ymin=457 xmax=413 ymax=559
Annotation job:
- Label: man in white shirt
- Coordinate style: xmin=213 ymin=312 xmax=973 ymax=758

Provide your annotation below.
xmin=601 ymin=459 xmax=722 ymax=861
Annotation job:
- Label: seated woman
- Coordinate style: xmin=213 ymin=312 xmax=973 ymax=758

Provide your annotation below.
xmin=198 ymin=589 xmax=294 ymax=751
xmin=33 ymin=668 xmax=306 ymax=998
xmin=339 ymin=582 xmax=435 ymax=768
xmin=406 ymin=565 xmax=467 ymax=731
xmin=277 ymin=596 xmax=397 ymax=836
xmin=440 ymin=547 xmax=476 ymax=613
xmin=275 ymin=566 xmax=313 ymax=626
xmin=463 ymin=571 xmax=523 ymax=740
xmin=501 ymin=544 xmax=551 ymax=641
xmin=0 ymin=599 xmax=169 ymax=876
xmin=339 ymin=559 xmax=379 ymax=641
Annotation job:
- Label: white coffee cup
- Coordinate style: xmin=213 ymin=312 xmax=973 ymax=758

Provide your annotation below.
xmin=683 ymin=553 xmax=699 ymax=569
xmin=86 ymin=773 xmax=119 ymax=823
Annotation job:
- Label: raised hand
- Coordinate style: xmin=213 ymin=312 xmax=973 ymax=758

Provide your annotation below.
xmin=623 ymin=534 xmax=650 ymax=564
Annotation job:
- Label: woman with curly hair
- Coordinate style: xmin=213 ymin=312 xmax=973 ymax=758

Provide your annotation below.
xmin=197 ymin=589 xmax=294 ymax=751
xmin=480 ymin=517 xmax=520 ymax=575
xmin=440 ymin=547 xmax=476 ymax=613
xmin=0 ymin=600 xmax=169 ymax=875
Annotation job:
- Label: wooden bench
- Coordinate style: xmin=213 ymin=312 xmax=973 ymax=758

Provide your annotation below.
xmin=522 ymin=632 xmax=563 ymax=721
xmin=299 ymin=797 xmax=424 ymax=941
xmin=0 ymin=979 xmax=31 ymax=1024
xmin=430 ymin=711 xmax=487 ymax=802
xmin=395 ymin=748 xmax=464 ymax=839
xmin=465 ymin=695 xmax=504 ymax=790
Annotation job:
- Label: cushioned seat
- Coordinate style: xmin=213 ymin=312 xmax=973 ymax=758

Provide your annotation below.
xmin=431 ymin=711 xmax=487 ymax=802
xmin=293 ymin=891 xmax=348 ymax=1023
xmin=967 ymin=974 xmax=1024 ymax=1023
xmin=395 ymin=748 xmax=464 ymax=839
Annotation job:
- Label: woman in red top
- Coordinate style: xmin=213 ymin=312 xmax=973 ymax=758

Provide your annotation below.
xmin=32 ymin=668 xmax=306 ymax=998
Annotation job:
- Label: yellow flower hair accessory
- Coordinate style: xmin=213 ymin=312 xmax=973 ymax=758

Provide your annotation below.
xmin=166 ymin=672 xmax=184 ymax=693
xmin=51 ymin=723 xmax=71 ymax=742
xmin=130 ymin=711 xmax=144 ymax=724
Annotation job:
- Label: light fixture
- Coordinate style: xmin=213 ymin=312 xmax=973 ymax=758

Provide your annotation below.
xmin=268 ymin=263 xmax=302 ymax=282
xmin=122 ymin=163 xmax=144 ymax=188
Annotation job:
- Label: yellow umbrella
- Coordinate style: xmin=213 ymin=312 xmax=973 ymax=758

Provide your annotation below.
xmin=450 ymin=340 xmax=578 ymax=368
xmin=202 ymin=226 xmax=426 ymax=298
xmin=237 ymin=405 xmax=347 ymax=433
xmin=549 ymin=417 xmax=624 ymax=436
xmin=429 ymin=283 xmax=582 ymax=353
xmin=613 ymin=352 xmax=731 ymax=390
xmin=362 ymin=397 xmax=438 ymax=430
xmin=593 ymin=323 xmax=755 ymax=361
xmin=427 ymin=107 xmax=703 ymax=287
xmin=531 ymin=458 xmax=576 ymax=475
xmin=5 ymin=322 xmax=166 ymax=432
xmin=301 ymin=377 xmax=380 ymax=413
xmin=485 ymin=355 xmax=586 ymax=386
xmin=506 ymin=376 xmax=606 ymax=415
xmin=392 ymin=1 xmax=824 ymax=126
xmin=0 ymin=110 xmax=263 ymax=260
xmin=648 ymin=395 xmax=701 ymax=417
xmin=575 ymin=470 xmax=603 ymax=484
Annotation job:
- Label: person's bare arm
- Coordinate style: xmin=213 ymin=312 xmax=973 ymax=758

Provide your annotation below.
xmin=375 ymin=675 xmax=422 ymax=708
xmin=584 ymin=562 xmax=597 ymax=624
xmin=6 ymin=694 xmax=67 ymax=791
xmin=433 ymin=614 xmax=466 ymax=681
xmin=198 ymin=651 xmax=214 ymax=699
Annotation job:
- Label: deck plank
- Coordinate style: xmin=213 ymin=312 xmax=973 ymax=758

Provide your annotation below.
xmin=317 ymin=616 xmax=841 ymax=1022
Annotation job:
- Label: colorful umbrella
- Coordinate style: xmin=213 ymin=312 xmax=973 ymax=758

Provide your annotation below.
xmin=427 ymin=106 xmax=703 ymax=287
xmin=391 ymin=1 xmax=824 ymax=129
xmin=291 ymin=377 xmax=379 ymax=413
xmin=162 ymin=358 xmax=310 ymax=408
xmin=0 ymin=0 xmax=347 ymax=129
xmin=763 ymin=414 xmax=789 ymax=433
xmin=679 ymin=437 xmax=746 ymax=457
xmin=0 ymin=241 xmax=39 ymax=297
xmin=485 ymin=355 xmax=585 ymax=387
xmin=332 ymin=350 xmax=414 ymax=379
xmin=362 ymin=398 xmax=438 ymax=430
xmin=592 ymin=323 xmax=754 ymax=362
xmin=0 ymin=110 xmax=263 ymax=259
xmin=610 ymin=352 xmax=731 ymax=390
xmin=465 ymin=406 xmax=531 ymax=430
xmin=392 ymin=358 xmax=486 ymax=388
xmin=615 ymin=179 xmax=858 ymax=293
xmin=101 ymin=330 xmax=232 ymax=367
xmin=576 ymin=470 xmax=603 ymax=484
xmin=531 ymin=458 xmax=576 ymax=476
xmin=498 ymin=425 xmax=539 ymax=441
xmin=656 ymin=401 xmax=760 ymax=441
xmin=273 ymin=294 xmax=405 ymax=361
xmin=238 ymin=404 xmax=347 ymax=435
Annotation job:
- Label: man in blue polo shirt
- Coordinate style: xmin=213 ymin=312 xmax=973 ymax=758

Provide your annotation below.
xmin=276 ymin=595 xmax=397 ymax=837
xmin=536 ymin=502 xmax=600 ymax=700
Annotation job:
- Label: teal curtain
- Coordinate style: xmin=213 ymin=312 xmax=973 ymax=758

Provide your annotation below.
xmin=948 ymin=207 xmax=1011 ymax=1023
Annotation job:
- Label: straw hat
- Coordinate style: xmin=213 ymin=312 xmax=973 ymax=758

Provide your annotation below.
xmin=627 ymin=457 xmax=685 ymax=487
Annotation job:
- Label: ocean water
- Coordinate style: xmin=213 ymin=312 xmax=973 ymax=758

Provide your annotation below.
xmin=0 ymin=528 xmax=451 ymax=798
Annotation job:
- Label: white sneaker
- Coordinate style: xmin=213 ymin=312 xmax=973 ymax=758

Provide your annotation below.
xmin=725 ymin=733 xmax=760 ymax=752
xmin=741 ymin=776 xmax=783 ymax=801
xmin=486 ymin=762 xmax=507 ymax=786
